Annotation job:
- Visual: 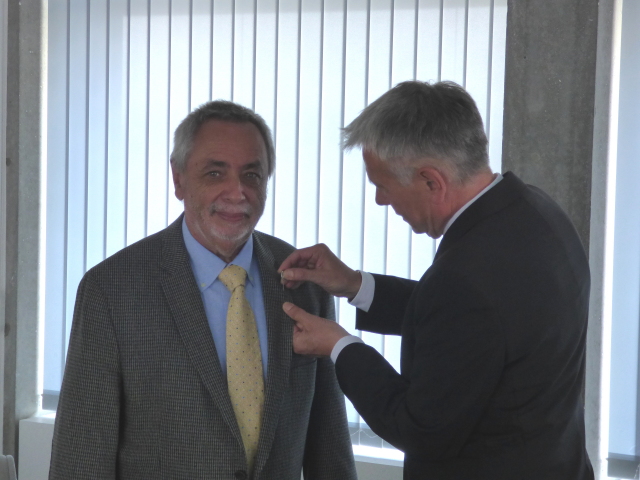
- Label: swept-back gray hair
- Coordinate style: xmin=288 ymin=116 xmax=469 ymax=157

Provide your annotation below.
xmin=342 ymin=81 xmax=489 ymax=184
xmin=170 ymin=100 xmax=275 ymax=175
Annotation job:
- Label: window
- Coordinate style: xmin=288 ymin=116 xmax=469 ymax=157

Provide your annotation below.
xmin=608 ymin=0 xmax=640 ymax=477
xmin=43 ymin=0 xmax=507 ymax=457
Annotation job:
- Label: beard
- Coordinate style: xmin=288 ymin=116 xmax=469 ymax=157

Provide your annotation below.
xmin=205 ymin=198 xmax=265 ymax=244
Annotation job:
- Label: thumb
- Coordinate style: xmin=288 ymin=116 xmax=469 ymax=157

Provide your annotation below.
xmin=283 ymin=301 xmax=311 ymax=324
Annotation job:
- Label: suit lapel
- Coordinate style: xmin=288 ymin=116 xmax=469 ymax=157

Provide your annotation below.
xmin=159 ymin=216 xmax=244 ymax=448
xmin=251 ymin=232 xmax=293 ymax=477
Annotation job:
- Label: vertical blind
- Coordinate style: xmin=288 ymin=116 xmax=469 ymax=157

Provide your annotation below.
xmin=44 ymin=0 xmax=507 ymax=450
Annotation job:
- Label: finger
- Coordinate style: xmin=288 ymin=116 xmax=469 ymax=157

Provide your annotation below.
xmin=281 ymin=267 xmax=321 ymax=283
xmin=282 ymin=280 xmax=303 ymax=290
xmin=292 ymin=320 xmax=303 ymax=333
xmin=282 ymin=301 xmax=298 ymax=316
xmin=278 ymin=252 xmax=302 ymax=273
xmin=282 ymin=301 xmax=309 ymax=323
xmin=285 ymin=281 xmax=307 ymax=291
xmin=278 ymin=246 xmax=321 ymax=272
xmin=282 ymin=267 xmax=336 ymax=292
xmin=279 ymin=271 xmax=303 ymax=290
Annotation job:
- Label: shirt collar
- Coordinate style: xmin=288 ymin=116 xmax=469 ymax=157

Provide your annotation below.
xmin=182 ymin=218 xmax=255 ymax=292
xmin=442 ymin=173 xmax=503 ymax=235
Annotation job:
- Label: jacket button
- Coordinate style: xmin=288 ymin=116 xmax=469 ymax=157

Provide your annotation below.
xmin=234 ymin=470 xmax=247 ymax=480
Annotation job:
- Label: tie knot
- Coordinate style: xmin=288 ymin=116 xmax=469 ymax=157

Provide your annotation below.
xmin=219 ymin=264 xmax=247 ymax=292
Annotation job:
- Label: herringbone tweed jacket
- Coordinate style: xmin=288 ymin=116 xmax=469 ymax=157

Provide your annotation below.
xmin=49 ymin=216 xmax=356 ymax=480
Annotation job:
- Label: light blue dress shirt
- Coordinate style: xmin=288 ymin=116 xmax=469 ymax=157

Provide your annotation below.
xmin=182 ymin=219 xmax=268 ymax=378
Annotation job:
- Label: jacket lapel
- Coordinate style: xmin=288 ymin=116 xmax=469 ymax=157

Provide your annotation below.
xmin=159 ymin=216 xmax=244 ymax=448
xmin=251 ymin=232 xmax=293 ymax=477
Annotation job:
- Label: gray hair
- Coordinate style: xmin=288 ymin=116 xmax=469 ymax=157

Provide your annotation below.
xmin=342 ymin=81 xmax=489 ymax=184
xmin=170 ymin=100 xmax=275 ymax=175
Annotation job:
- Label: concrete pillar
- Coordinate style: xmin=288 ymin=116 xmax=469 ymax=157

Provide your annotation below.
xmin=3 ymin=0 xmax=45 ymax=459
xmin=502 ymin=1 xmax=621 ymax=478
xmin=502 ymin=0 xmax=598 ymax=251
xmin=0 ymin=0 xmax=8 ymax=456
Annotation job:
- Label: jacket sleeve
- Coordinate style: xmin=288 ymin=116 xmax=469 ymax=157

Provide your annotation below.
xmin=49 ymin=273 xmax=121 ymax=479
xmin=336 ymin=273 xmax=505 ymax=461
xmin=302 ymin=288 xmax=357 ymax=480
xmin=355 ymin=274 xmax=418 ymax=335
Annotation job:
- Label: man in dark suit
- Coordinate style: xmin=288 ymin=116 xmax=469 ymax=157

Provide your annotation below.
xmin=280 ymin=81 xmax=594 ymax=479
xmin=49 ymin=101 xmax=356 ymax=480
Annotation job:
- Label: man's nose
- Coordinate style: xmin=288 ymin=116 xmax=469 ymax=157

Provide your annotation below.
xmin=222 ymin=175 xmax=247 ymax=201
xmin=375 ymin=188 xmax=388 ymax=206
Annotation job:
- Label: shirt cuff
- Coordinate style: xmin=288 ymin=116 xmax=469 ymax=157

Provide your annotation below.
xmin=349 ymin=271 xmax=375 ymax=312
xmin=330 ymin=335 xmax=364 ymax=363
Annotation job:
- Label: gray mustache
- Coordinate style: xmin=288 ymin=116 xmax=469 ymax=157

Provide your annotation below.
xmin=209 ymin=204 xmax=252 ymax=216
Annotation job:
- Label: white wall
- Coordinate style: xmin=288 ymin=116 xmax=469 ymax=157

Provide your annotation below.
xmin=355 ymin=460 xmax=403 ymax=480
xmin=19 ymin=414 xmax=54 ymax=480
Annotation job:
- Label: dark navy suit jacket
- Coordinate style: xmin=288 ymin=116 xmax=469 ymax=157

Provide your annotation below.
xmin=336 ymin=172 xmax=594 ymax=479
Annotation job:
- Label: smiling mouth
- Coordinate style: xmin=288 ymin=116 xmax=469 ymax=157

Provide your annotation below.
xmin=214 ymin=210 xmax=250 ymax=223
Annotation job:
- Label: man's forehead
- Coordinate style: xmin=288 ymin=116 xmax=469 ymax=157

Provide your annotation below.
xmin=362 ymin=150 xmax=391 ymax=176
xmin=191 ymin=120 xmax=268 ymax=161
xmin=199 ymin=158 xmax=265 ymax=170
xmin=196 ymin=119 xmax=262 ymax=140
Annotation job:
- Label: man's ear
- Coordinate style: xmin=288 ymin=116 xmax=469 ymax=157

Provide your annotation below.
xmin=417 ymin=166 xmax=447 ymax=202
xmin=171 ymin=166 xmax=185 ymax=201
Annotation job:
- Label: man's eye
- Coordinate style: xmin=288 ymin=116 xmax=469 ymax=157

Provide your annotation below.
xmin=207 ymin=171 xmax=221 ymax=177
xmin=245 ymin=172 xmax=262 ymax=180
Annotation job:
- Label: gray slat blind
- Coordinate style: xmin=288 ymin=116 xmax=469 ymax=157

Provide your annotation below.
xmin=44 ymin=0 xmax=507 ymax=455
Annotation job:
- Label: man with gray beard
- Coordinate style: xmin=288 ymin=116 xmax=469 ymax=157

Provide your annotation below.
xmin=49 ymin=101 xmax=356 ymax=480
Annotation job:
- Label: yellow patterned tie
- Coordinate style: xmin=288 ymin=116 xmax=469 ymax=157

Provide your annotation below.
xmin=219 ymin=265 xmax=264 ymax=473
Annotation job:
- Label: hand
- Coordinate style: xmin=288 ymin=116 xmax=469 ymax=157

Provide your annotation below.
xmin=283 ymin=302 xmax=349 ymax=357
xmin=278 ymin=243 xmax=362 ymax=299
